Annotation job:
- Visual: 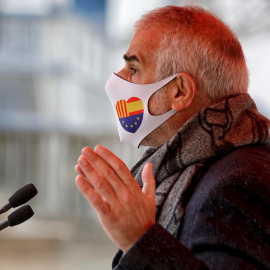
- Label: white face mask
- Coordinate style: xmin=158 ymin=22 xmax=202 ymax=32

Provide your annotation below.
xmin=105 ymin=73 xmax=178 ymax=147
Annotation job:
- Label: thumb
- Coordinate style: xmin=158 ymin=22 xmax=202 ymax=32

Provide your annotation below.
xmin=142 ymin=163 xmax=155 ymax=199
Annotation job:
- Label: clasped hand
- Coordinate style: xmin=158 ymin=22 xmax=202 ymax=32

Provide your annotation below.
xmin=75 ymin=145 xmax=156 ymax=252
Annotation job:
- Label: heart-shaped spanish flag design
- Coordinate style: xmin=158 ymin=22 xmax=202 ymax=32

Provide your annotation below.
xmin=115 ymin=97 xmax=144 ymax=133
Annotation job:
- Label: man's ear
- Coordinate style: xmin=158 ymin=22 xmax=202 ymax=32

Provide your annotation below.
xmin=170 ymin=73 xmax=196 ymax=111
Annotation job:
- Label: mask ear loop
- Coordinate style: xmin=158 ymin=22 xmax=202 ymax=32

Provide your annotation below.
xmin=147 ymin=79 xmax=176 ymax=116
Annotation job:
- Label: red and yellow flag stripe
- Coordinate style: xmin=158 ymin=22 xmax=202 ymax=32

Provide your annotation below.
xmin=116 ymin=97 xmax=144 ymax=119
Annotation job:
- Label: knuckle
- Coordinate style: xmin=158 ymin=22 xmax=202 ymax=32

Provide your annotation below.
xmin=115 ymin=161 xmax=125 ymax=172
xmin=91 ymin=197 xmax=108 ymax=215
xmin=95 ymin=179 xmax=108 ymax=191
xmin=122 ymin=190 xmax=133 ymax=204
xmin=91 ymin=194 xmax=102 ymax=206
xmin=103 ymin=166 xmax=115 ymax=179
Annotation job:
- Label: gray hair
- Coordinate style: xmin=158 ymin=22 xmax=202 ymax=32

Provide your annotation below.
xmin=134 ymin=6 xmax=249 ymax=101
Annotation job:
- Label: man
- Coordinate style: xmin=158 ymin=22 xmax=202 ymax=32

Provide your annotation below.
xmin=75 ymin=6 xmax=270 ymax=269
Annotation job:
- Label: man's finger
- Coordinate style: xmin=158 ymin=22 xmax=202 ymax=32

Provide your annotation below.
xmin=75 ymin=164 xmax=86 ymax=178
xmin=75 ymin=175 xmax=110 ymax=216
xmin=93 ymin=145 xmax=137 ymax=187
xmin=82 ymin=146 xmax=134 ymax=189
xmin=78 ymin=155 xmax=118 ymax=205
xmin=141 ymin=163 xmax=156 ymax=199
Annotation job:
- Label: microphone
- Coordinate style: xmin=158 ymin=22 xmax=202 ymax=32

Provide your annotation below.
xmin=0 ymin=205 xmax=34 ymax=231
xmin=0 ymin=184 xmax=38 ymax=214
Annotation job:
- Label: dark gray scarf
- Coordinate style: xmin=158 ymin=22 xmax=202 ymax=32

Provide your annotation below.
xmin=131 ymin=94 xmax=270 ymax=237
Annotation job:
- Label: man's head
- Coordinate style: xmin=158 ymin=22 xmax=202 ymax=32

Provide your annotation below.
xmin=133 ymin=5 xmax=249 ymax=100
xmin=116 ymin=6 xmax=249 ymax=147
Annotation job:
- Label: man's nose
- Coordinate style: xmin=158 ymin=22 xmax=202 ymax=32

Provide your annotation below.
xmin=116 ymin=69 xmax=129 ymax=81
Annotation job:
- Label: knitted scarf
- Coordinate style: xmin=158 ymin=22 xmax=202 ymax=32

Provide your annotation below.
xmin=131 ymin=93 xmax=270 ymax=237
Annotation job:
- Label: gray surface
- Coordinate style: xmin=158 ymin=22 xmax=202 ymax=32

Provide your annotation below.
xmin=0 ymin=238 xmax=117 ymax=270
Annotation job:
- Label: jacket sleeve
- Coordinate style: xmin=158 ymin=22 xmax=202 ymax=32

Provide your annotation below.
xmin=112 ymin=145 xmax=270 ymax=270
xmin=112 ymin=223 xmax=208 ymax=270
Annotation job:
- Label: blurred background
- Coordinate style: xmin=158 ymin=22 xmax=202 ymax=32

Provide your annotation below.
xmin=0 ymin=0 xmax=269 ymax=269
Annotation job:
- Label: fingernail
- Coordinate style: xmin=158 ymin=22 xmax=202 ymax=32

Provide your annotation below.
xmin=94 ymin=145 xmax=103 ymax=153
xmin=79 ymin=156 xmax=88 ymax=166
xmin=82 ymin=147 xmax=93 ymax=158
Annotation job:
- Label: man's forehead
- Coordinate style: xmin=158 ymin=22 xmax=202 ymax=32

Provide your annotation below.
xmin=124 ymin=30 xmax=160 ymax=65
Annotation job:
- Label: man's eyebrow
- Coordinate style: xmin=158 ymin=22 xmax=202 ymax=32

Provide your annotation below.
xmin=123 ymin=54 xmax=141 ymax=63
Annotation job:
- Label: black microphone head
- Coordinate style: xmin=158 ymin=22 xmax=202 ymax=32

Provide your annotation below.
xmin=8 ymin=183 xmax=38 ymax=208
xmin=8 ymin=205 xmax=34 ymax=227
